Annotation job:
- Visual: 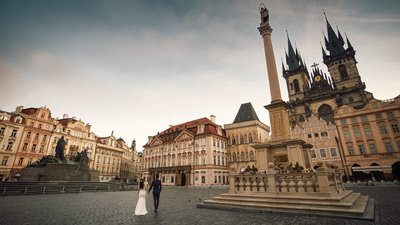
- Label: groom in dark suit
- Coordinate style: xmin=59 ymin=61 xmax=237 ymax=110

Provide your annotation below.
xmin=148 ymin=174 xmax=162 ymax=212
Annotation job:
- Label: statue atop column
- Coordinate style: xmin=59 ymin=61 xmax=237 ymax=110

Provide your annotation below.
xmin=55 ymin=136 xmax=66 ymax=160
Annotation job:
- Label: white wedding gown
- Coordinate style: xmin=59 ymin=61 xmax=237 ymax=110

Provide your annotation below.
xmin=134 ymin=189 xmax=148 ymax=216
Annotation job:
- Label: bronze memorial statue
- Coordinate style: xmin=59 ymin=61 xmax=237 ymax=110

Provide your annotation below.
xmin=55 ymin=136 xmax=66 ymax=160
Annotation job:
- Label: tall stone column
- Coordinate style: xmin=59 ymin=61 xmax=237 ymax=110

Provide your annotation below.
xmin=258 ymin=6 xmax=291 ymax=142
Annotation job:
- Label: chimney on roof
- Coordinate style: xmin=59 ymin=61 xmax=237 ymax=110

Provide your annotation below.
xmin=15 ymin=106 xmax=23 ymax=113
xmin=63 ymin=114 xmax=69 ymax=119
xmin=210 ymin=115 xmax=216 ymax=123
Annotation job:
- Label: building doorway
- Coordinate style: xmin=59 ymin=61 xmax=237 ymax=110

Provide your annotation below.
xmin=392 ymin=161 xmax=400 ymax=180
xmin=180 ymin=172 xmax=186 ymax=186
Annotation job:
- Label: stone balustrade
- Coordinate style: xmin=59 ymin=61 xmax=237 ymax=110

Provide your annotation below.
xmin=229 ymin=162 xmax=345 ymax=196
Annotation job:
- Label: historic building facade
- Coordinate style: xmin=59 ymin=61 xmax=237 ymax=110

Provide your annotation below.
xmin=11 ymin=107 xmax=53 ymax=176
xmin=94 ymin=133 xmax=124 ymax=182
xmin=282 ymin=16 xmax=373 ymax=128
xmin=0 ymin=105 xmax=138 ymax=181
xmin=0 ymin=111 xmax=24 ymax=180
xmin=291 ymin=115 xmax=344 ymax=171
xmin=49 ymin=116 xmax=97 ymax=167
xmin=335 ymin=96 xmax=400 ymax=180
xmin=142 ymin=116 xmax=229 ymax=186
xmin=281 ymin=15 xmax=400 ymax=180
xmin=224 ymin=103 xmax=270 ymax=173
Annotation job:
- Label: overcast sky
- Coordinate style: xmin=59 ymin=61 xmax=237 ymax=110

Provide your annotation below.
xmin=1 ymin=0 xmax=399 ymax=150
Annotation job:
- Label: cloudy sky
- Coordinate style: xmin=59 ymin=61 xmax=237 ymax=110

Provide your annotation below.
xmin=1 ymin=0 xmax=399 ymax=150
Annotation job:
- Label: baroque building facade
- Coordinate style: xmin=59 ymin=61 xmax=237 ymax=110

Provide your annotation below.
xmin=141 ymin=116 xmax=229 ymax=186
xmin=11 ymin=107 xmax=53 ymax=177
xmin=335 ymin=96 xmax=400 ymax=180
xmin=0 ymin=105 xmax=138 ymax=181
xmin=0 ymin=111 xmax=24 ymax=180
xmin=224 ymin=103 xmax=270 ymax=173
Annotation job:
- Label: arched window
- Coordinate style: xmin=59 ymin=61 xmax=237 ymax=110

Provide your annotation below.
xmin=339 ymin=65 xmax=349 ymax=80
xmin=248 ymin=134 xmax=253 ymax=143
xmin=318 ymin=104 xmax=334 ymax=124
xmin=299 ymin=115 xmax=305 ymax=122
xmin=293 ymin=79 xmax=300 ymax=93
xmin=232 ymin=153 xmax=236 ymax=162
xmin=232 ymin=137 xmax=236 ymax=145
xmin=249 ymin=151 xmax=254 ymax=161
xmin=241 ymin=152 xmax=245 ymax=161
xmin=348 ymin=96 xmax=354 ymax=103
xmin=240 ymin=135 xmax=244 ymax=144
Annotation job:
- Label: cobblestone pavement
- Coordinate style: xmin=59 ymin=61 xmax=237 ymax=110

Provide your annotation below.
xmin=0 ymin=186 xmax=399 ymax=225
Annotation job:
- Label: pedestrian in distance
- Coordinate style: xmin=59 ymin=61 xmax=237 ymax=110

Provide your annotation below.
xmin=148 ymin=174 xmax=162 ymax=212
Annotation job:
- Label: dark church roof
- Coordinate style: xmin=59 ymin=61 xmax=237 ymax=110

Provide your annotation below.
xmin=233 ymin=103 xmax=260 ymax=124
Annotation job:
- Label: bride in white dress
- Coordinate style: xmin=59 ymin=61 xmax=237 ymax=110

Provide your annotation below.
xmin=134 ymin=179 xmax=148 ymax=216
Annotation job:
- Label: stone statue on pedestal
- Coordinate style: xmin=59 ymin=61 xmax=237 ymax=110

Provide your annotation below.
xmin=55 ymin=136 xmax=66 ymax=160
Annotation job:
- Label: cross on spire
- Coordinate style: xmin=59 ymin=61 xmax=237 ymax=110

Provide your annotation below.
xmin=311 ymin=62 xmax=319 ymax=69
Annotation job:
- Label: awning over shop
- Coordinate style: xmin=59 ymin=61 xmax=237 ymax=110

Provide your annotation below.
xmin=352 ymin=166 xmax=392 ymax=172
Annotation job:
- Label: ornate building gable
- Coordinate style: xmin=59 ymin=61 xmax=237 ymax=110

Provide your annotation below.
xmin=174 ymin=130 xmax=194 ymax=142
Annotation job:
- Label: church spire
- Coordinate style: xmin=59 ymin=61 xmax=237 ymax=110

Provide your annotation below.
xmin=284 ymin=30 xmax=306 ymax=75
xmin=324 ymin=12 xmax=345 ymax=56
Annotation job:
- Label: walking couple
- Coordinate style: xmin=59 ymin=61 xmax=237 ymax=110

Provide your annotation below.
xmin=134 ymin=174 xmax=162 ymax=216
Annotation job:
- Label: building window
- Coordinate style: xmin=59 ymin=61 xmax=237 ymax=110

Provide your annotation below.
xmin=239 ymin=135 xmax=244 ymax=144
xmin=348 ymin=144 xmax=354 ymax=155
xmin=214 ymin=176 xmax=217 ymax=184
xmin=361 ymin=116 xmax=368 ymax=123
xmin=391 ymin=124 xmax=400 ymax=133
xmin=6 ymin=142 xmax=13 ymax=151
xmin=375 ymin=113 xmax=383 ymax=120
xmin=27 ymin=132 xmax=31 ymax=138
xmin=35 ymin=133 xmax=39 ymax=140
xmin=18 ymin=157 xmax=24 ymax=166
xmin=23 ymin=143 xmax=28 ymax=151
xmin=1 ymin=156 xmax=9 ymax=166
xmin=364 ymin=128 xmax=373 ymax=137
xmin=249 ymin=151 xmax=254 ymax=161
xmin=38 ymin=124 xmax=42 ymax=129
xmin=217 ymin=156 xmax=220 ymax=165
xmin=320 ymin=149 xmax=327 ymax=158
xmin=213 ymin=155 xmax=216 ymax=165
xmin=379 ymin=125 xmax=388 ymax=135
xmin=348 ymin=96 xmax=354 ymax=104
xmin=343 ymin=131 xmax=350 ymax=139
xmin=0 ymin=127 xmax=5 ymax=135
xmin=202 ymin=176 xmax=205 ymax=184
xmin=351 ymin=117 xmax=357 ymax=124
xmin=397 ymin=140 xmax=400 ymax=151
xmin=387 ymin=111 xmax=394 ymax=119
xmin=293 ymin=79 xmax=300 ymax=92
xmin=10 ymin=129 xmax=17 ymax=137
xmin=31 ymin=144 xmax=37 ymax=152
xmin=314 ymin=133 xmax=319 ymax=138
xmin=241 ymin=152 xmax=245 ymax=161
xmin=248 ymin=134 xmax=253 ymax=143
xmin=232 ymin=153 xmax=236 ymax=162
xmin=307 ymin=134 xmax=312 ymax=138
xmin=339 ymin=65 xmax=348 ymax=80
xmin=309 ymin=150 xmax=317 ymax=159
xmin=384 ymin=142 xmax=394 ymax=153
xmin=43 ymin=135 xmax=47 ymax=142
xmin=40 ymin=145 xmax=45 ymax=153
xmin=369 ymin=143 xmax=377 ymax=154
xmin=354 ymin=128 xmax=362 ymax=139
xmin=341 ymin=119 xmax=347 ymax=125
xmin=330 ymin=148 xmax=338 ymax=157
xmin=358 ymin=144 xmax=366 ymax=155
xmin=222 ymin=156 xmax=224 ymax=165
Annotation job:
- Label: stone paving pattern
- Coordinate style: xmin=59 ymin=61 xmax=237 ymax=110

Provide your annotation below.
xmin=0 ymin=186 xmax=399 ymax=225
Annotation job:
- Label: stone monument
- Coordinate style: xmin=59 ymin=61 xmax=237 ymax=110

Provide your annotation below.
xmin=20 ymin=136 xmax=99 ymax=182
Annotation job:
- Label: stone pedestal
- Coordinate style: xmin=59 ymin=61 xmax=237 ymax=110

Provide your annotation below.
xmin=20 ymin=163 xmax=99 ymax=182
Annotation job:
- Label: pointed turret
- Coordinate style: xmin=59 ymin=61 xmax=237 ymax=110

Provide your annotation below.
xmin=283 ymin=31 xmax=307 ymax=77
xmin=324 ymin=12 xmax=345 ymax=56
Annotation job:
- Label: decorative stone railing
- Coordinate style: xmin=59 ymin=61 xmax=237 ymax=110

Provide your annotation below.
xmin=229 ymin=162 xmax=345 ymax=196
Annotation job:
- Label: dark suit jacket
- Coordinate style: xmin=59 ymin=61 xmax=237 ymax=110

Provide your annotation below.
xmin=149 ymin=179 xmax=162 ymax=194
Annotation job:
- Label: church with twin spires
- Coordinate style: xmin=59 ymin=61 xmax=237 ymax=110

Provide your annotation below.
xmin=282 ymin=14 xmax=373 ymax=127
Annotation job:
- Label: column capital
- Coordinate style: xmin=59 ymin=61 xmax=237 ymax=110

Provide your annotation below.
xmin=258 ymin=24 xmax=273 ymax=36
